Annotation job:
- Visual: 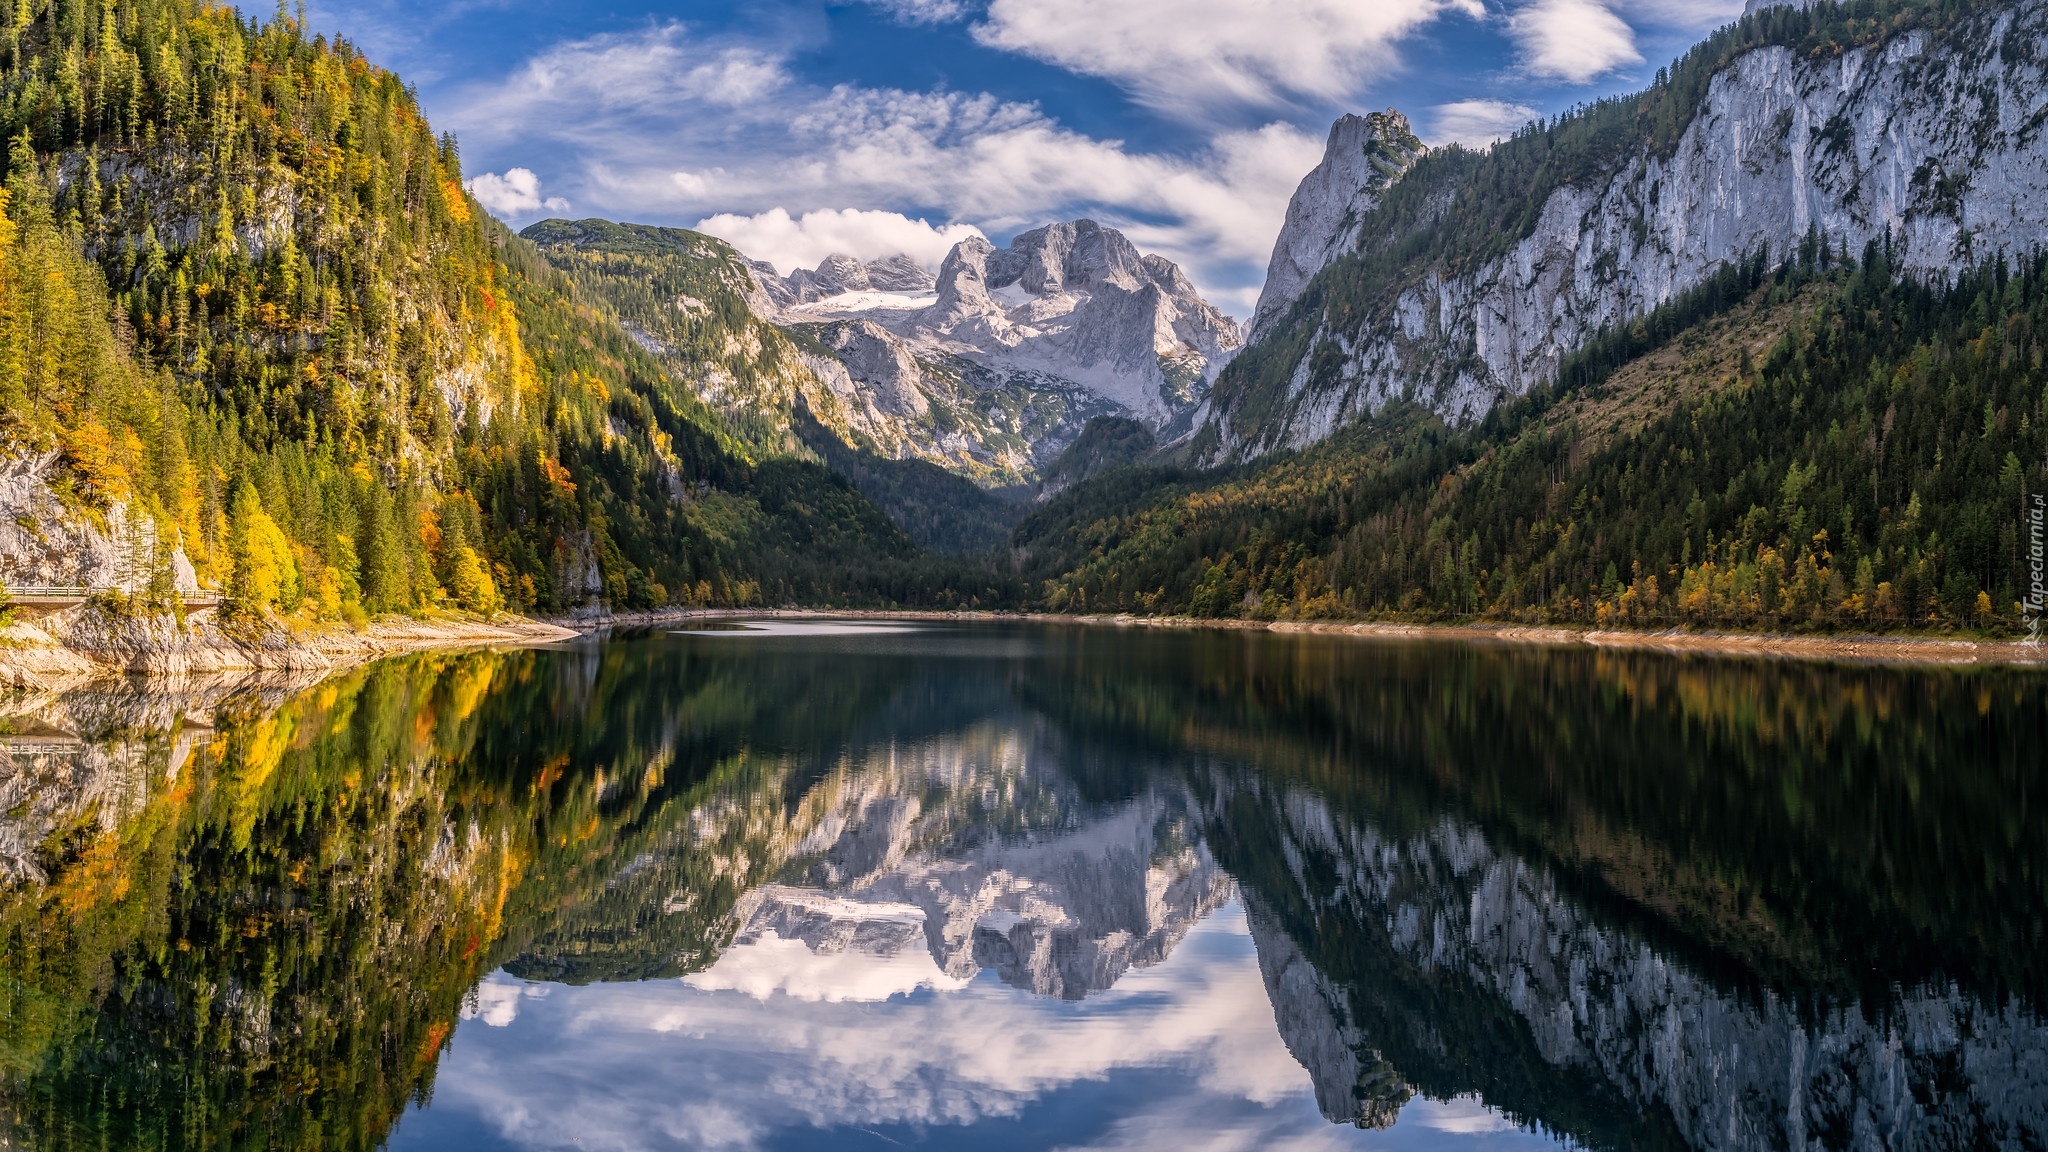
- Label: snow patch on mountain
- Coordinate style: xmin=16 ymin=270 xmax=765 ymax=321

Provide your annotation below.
xmin=748 ymin=219 xmax=1244 ymax=440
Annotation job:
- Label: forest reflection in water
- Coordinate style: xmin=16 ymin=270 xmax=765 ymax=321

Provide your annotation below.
xmin=0 ymin=622 xmax=2042 ymax=1150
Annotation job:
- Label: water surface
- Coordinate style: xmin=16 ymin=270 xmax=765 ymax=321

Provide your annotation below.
xmin=0 ymin=622 xmax=2043 ymax=1150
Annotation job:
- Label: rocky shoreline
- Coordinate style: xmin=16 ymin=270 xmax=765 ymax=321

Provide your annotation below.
xmin=646 ymin=607 xmax=2048 ymax=669
xmin=0 ymin=605 xmax=579 ymax=694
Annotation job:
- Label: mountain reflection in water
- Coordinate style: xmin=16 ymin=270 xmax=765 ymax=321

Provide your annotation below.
xmin=0 ymin=622 xmax=2043 ymax=1150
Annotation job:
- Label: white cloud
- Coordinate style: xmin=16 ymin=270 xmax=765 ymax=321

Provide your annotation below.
xmin=1411 ymin=1094 xmax=1524 ymax=1135
xmin=466 ymin=168 xmax=569 ymax=219
xmin=856 ymin=0 xmax=967 ymax=23
xmin=1510 ymin=0 xmax=1644 ymax=83
xmin=695 ymin=207 xmax=985 ymax=274
xmin=457 ymin=26 xmax=792 ymax=124
xmin=1623 ymin=0 xmax=1749 ymax=33
xmin=461 ymin=978 xmax=551 ymax=1027
xmin=1429 ymin=99 xmax=1538 ymax=148
xmin=443 ymin=29 xmax=1328 ymax=315
xmin=971 ymin=0 xmax=1486 ymax=116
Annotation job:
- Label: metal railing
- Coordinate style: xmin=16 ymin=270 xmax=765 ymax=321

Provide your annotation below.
xmin=0 ymin=741 xmax=85 ymax=756
xmin=2 ymin=584 xmax=223 ymax=606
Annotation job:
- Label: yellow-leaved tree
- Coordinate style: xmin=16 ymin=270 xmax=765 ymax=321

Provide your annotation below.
xmin=227 ymin=483 xmax=300 ymax=617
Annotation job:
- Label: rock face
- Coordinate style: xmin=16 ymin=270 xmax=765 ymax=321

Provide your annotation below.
xmin=757 ymin=252 xmax=940 ymax=308
xmin=1249 ymin=111 xmax=1426 ymax=342
xmin=752 ymin=220 xmax=1244 ymax=446
xmin=1213 ymin=2 xmax=2048 ymax=456
xmin=1244 ymin=894 xmax=1410 ymax=1128
xmin=1220 ymin=772 xmax=2048 ymax=1150
xmin=0 ymin=451 xmax=200 ymax=595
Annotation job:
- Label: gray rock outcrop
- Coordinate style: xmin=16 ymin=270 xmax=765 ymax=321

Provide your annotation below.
xmin=0 ymin=451 xmax=199 ymax=595
xmin=1214 ymin=3 xmax=2048 ymax=455
xmin=1250 ymin=111 xmax=1427 ymax=342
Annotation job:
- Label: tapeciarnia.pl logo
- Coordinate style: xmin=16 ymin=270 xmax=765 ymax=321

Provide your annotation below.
xmin=2028 ymin=493 xmax=2046 ymax=647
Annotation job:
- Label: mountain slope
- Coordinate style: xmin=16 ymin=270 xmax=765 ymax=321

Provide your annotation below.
xmin=0 ymin=1 xmax=946 ymax=620
xmin=1021 ymin=246 xmax=2048 ymax=635
xmin=1205 ymin=0 xmax=2048 ymax=459
xmin=517 ymin=218 xmax=1034 ymax=550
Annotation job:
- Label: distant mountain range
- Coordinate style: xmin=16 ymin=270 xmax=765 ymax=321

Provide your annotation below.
xmin=523 ymin=217 xmax=1241 ymax=501
xmin=748 ymin=219 xmax=1242 ymax=439
xmin=745 ymin=219 xmax=1236 ymax=471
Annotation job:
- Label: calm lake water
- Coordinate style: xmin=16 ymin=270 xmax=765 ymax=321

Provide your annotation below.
xmin=2 ymin=620 xmax=2045 ymax=1150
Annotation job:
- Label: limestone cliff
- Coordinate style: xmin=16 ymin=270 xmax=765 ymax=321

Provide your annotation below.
xmin=1210 ymin=1 xmax=2048 ymax=457
xmin=1249 ymin=112 xmax=1427 ymax=343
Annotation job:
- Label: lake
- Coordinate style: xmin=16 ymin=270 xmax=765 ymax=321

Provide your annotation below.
xmin=0 ymin=620 xmax=2044 ymax=1150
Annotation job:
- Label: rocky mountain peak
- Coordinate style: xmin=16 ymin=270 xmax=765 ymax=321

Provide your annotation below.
xmin=778 ymin=251 xmax=938 ymax=304
xmin=866 ymin=253 xmax=936 ymax=293
xmin=1250 ymin=109 xmax=1427 ymax=341
xmin=732 ymin=219 xmax=1241 ymax=481
xmin=811 ymin=253 xmax=872 ymax=293
xmin=987 ymin=219 xmax=1151 ymax=296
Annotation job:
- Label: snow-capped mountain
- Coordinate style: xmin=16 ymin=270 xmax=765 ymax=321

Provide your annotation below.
xmin=748 ymin=220 xmax=1244 ymax=449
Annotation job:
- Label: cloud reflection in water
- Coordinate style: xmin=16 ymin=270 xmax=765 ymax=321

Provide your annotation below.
xmin=397 ymin=903 xmax=1553 ymax=1151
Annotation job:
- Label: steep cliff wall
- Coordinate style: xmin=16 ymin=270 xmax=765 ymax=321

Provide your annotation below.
xmin=1211 ymin=0 xmax=2048 ymax=458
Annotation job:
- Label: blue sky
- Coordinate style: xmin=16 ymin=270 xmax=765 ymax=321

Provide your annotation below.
xmin=298 ymin=0 xmax=1747 ymax=314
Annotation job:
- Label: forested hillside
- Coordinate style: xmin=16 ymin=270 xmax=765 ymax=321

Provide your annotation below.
xmin=0 ymin=0 xmax=994 ymax=619
xmin=1020 ymin=241 xmax=2048 ymax=635
xmin=518 ymin=218 xmax=829 ymax=459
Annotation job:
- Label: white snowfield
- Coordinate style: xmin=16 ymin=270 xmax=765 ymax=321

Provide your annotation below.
xmin=784 ymin=290 xmax=938 ymax=316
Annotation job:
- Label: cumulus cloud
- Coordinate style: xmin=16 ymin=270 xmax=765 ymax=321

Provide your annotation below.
xmin=856 ymin=0 xmax=967 ymax=23
xmin=443 ymin=28 xmax=1328 ymax=314
xmin=695 ymin=207 xmax=985 ymax=274
xmin=1429 ymin=99 xmax=1538 ymax=148
xmin=1509 ymin=0 xmax=1644 ymax=83
xmin=972 ymin=0 xmax=1485 ymax=116
xmin=465 ymin=168 xmax=569 ymax=218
